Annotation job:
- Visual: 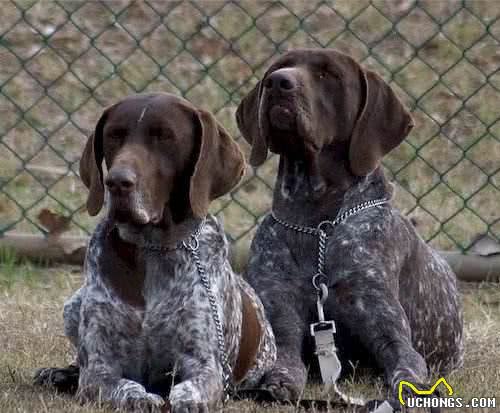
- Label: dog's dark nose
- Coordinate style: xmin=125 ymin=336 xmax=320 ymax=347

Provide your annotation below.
xmin=264 ymin=70 xmax=297 ymax=92
xmin=105 ymin=168 xmax=137 ymax=195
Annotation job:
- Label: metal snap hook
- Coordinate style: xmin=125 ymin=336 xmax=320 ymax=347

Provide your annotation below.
xmin=182 ymin=235 xmax=199 ymax=251
xmin=312 ymin=272 xmax=324 ymax=291
xmin=317 ymin=220 xmax=335 ymax=233
xmin=318 ymin=282 xmax=328 ymax=305
xmin=315 ymin=283 xmax=329 ymax=323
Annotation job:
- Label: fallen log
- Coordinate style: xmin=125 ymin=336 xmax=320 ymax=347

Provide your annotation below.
xmin=439 ymin=251 xmax=500 ymax=282
xmin=0 ymin=233 xmax=87 ymax=265
xmin=1 ymin=233 xmax=499 ymax=282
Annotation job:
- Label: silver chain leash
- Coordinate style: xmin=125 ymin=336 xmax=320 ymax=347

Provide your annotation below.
xmin=271 ymin=197 xmax=391 ymax=411
xmin=140 ymin=220 xmax=232 ymax=400
xmin=182 ymin=235 xmax=232 ymax=399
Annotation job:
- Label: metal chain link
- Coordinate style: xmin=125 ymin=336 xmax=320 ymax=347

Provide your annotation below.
xmin=272 ymin=198 xmax=390 ymax=292
xmin=316 ymin=229 xmax=329 ymax=286
xmin=140 ymin=221 xmax=205 ymax=252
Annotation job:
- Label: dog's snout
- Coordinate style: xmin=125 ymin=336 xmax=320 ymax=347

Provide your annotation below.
xmin=105 ymin=167 xmax=137 ymax=195
xmin=264 ymin=70 xmax=297 ymax=92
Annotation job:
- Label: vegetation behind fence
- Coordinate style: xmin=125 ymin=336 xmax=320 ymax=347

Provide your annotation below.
xmin=1 ymin=0 xmax=499 ymax=256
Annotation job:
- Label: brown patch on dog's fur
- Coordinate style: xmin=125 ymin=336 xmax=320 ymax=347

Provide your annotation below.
xmin=100 ymin=228 xmax=145 ymax=309
xmin=233 ymin=289 xmax=262 ymax=383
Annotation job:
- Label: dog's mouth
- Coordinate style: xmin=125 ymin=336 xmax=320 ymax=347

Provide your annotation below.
xmin=262 ymin=98 xmax=308 ymax=155
xmin=110 ymin=206 xmax=150 ymax=226
xmin=268 ymin=104 xmax=297 ymax=131
xmin=108 ymin=193 xmax=159 ymax=226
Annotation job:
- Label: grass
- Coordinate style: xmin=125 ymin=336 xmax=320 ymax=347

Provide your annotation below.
xmin=0 ymin=0 xmax=499 ymax=255
xmin=0 ymin=259 xmax=499 ymax=413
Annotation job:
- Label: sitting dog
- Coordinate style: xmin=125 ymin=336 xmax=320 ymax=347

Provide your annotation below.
xmin=236 ymin=49 xmax=464 ymax=407
xmin=35 ymin=93 xmax=276 ymax=412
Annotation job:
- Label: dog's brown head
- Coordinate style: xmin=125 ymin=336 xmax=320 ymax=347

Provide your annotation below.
xmin=80 ymin=93 xmax=244 ymax=225
xmin=236 ymin=48 xmax=413 ymax=176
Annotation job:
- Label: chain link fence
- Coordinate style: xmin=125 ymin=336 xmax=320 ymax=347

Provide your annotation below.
xmin=1 ymin=0 xmax=499 ymax=257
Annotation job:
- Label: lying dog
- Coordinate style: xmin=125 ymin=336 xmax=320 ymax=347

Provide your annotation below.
xmin=35 ymin=93 xmax=276 ymax=412
xmin=236 ymin=49 xmax=464 ymax=406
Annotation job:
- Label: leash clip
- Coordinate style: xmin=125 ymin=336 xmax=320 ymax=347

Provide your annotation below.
xmin=317 ymin=220 xmax=335 ymax=233
xmin=182 ymin=235 xmax=199 ymax=252
xmin=310 ymin=283 xmax=341 ymax=385
xmin=310 ymin=319 xmax=341 ymax=385
xmin=315 ymin=282 xmax=328 ymax=320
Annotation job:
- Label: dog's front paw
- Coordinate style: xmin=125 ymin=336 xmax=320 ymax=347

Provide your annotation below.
xmin=397 ymin=382 xmax=441 ymax=413
xmin=260 ymin=367 xmax=303 ymax=401
xmin=33 ymin=365 xmax=79 ymax=394
xmin=364 ymin=399 xmax=401 ymax=412
xmin=122 ymin=392 xmax=165 ymax=412
xmin=169 ymin=381 xmax=214 ymax=413
xmin=169 ymin=400 xmax=210 ymax=413
xmin=106 ymin=379 xmax=164 ymax=412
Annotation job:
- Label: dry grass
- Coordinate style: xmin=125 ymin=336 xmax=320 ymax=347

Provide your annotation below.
xmin=0 ymin=260 xmax=499 ymax=413
xmin=0 ymin=0 xmax=499 ymax=257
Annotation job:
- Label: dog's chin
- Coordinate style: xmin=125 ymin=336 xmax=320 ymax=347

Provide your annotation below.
xmin=264 ymin=113 xmax=314 ymax=159
xmin=109 ymin=205 xmax=151 ymax=227
xmin=269 ymin=105 xmax=297 ymax=131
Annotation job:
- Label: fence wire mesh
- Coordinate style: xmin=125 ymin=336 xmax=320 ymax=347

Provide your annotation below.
xmin=0 ymin=0 xmax=499 ymax=255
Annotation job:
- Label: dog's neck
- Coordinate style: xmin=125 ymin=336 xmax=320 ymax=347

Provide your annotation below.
xmin=272 ymin=149 xmax=392 ymax=226
xmin=115 ymin=213 xmax=203 ymax=250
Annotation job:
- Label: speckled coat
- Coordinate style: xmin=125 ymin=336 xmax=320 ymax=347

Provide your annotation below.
xmin=63 ymin=215 xmax=275 ymax=412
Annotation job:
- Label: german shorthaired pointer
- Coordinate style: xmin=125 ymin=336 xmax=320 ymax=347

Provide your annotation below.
xmin=35 ymin=93 xmax=276 ymax=412
xmin=236 ymin=49 xmax=463 ymax=407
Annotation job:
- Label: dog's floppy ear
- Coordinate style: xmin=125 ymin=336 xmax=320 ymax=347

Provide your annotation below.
xmin=190 ymin=110 xmax=245 ymax=218
xmin=79 ymin=108 xmax=111 ymax=216
xmin=236 ymin=81 xmax=268 ymax=166
xmin=349 ymin=69 xmax=414 ymax=176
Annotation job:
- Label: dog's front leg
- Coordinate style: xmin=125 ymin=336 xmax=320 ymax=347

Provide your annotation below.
xmin=261 ymin=347 xmax=307 ymax=401
xmin=259 ymin=301 xmax=307 ymax=401
xmin=169 ymin=354 xmax=224 ymax=413
xmin=63 ymin=286 xmax=84 ymax=348
xmin=33 ymin=288 xmax=84 ymax=393
xmin=331 ymin=277 xmax=429 ymax=406
xmin=77 ymin=307 xmax=164 ymax=412
xmin=78 ymin=372 xmax=164 ymax=412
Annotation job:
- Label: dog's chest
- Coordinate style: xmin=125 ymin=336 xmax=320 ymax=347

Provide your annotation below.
xmin=87 ymin=252 xmax=213 ymax=383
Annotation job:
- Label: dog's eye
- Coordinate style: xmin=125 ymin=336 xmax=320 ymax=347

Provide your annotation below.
xmin=317 ymin=67 xmax=331 ymax=79
xmin=150 ymin=127 xmax=171 ymax=141
xmin=318 ymin=70 xmax=340 ymax=81
xmin=106 ymin=129 xmax=125 ymax=141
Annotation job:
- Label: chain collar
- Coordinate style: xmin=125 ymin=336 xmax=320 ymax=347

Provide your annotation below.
xmin=138 ymin=219 xmax=206 ymax=252
xmin=271 ymin=197 xmax=390 ymax=292
xmin=138 ymin=218 xmax=233 ymax=400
